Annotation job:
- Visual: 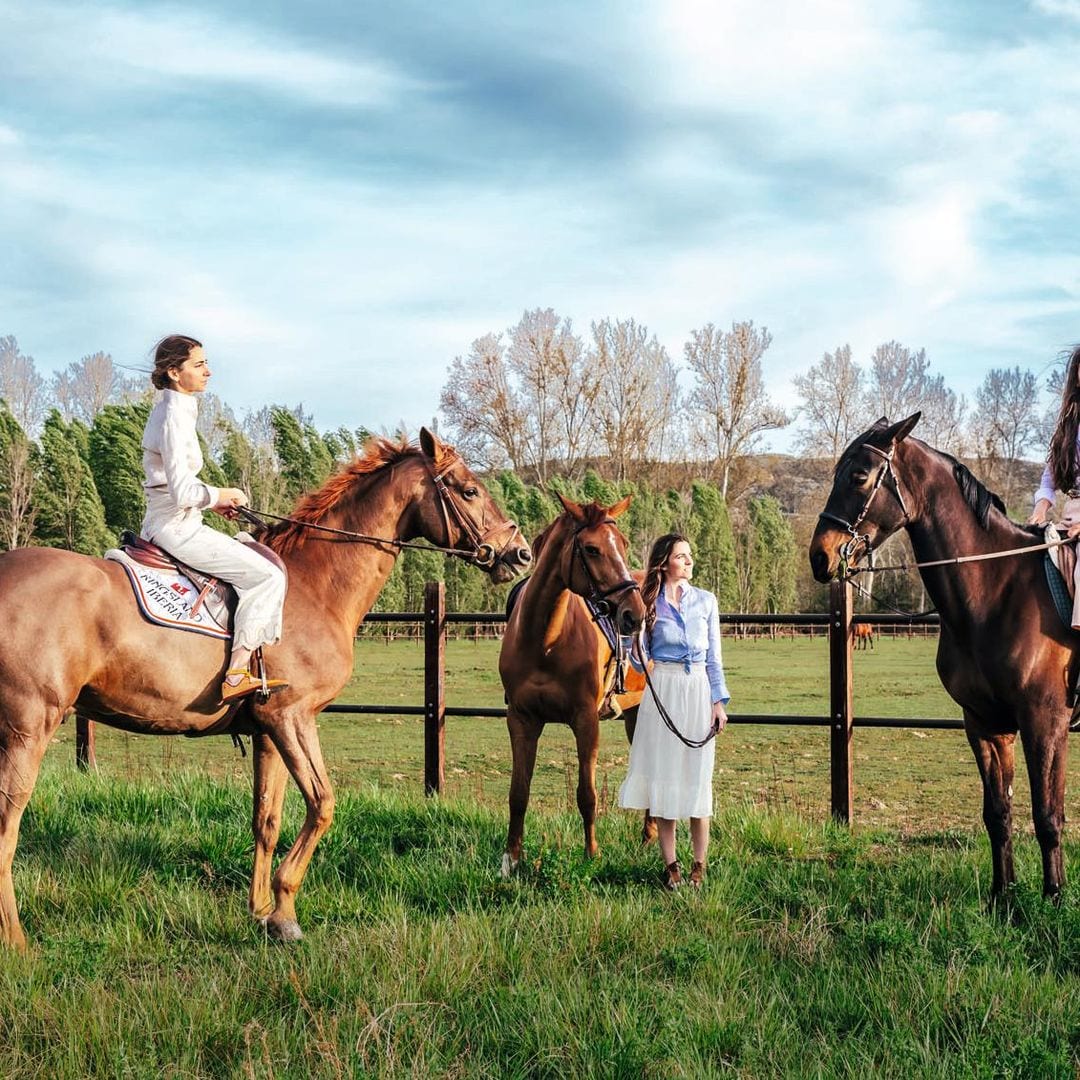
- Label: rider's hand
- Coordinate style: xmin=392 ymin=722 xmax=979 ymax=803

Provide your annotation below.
xmin=711 ymin=701 xmax=728 ymax=733
xmin=1028 ymin=499 xmax=1053 ymax=526
xmin=212 ymin=487 xmax=248 ymax=519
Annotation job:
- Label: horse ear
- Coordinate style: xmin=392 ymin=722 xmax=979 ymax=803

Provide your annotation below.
xmin=607 ymin=494 xmax=633 ymax=519
xmin=887 ymin=412 xmax=921 ymax=445
xmin=555 ymin=491 xmax=586 ymax=522
xmin=419 ymin=426 xmax=441 ymax=460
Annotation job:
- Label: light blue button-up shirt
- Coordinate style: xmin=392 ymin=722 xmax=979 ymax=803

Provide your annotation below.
xmin=631 ymin=583 xmax=730 ymax=704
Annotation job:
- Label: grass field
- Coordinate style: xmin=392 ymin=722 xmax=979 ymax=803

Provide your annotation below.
xmin=6 ymin=634 xmax=1080 ymax=1075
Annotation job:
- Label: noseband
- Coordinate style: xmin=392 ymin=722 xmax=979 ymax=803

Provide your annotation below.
xmin=428 ymin=455 xmax=523 ymax=570
xmin=571 ymin=518 xmax=640 ymax=615
xmin=817 ymin=443 xmax=911 ymax=571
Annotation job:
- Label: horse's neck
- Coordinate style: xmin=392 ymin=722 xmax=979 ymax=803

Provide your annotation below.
xmin=902 ymin=443 xmax=1037 ymax=624
xmin=518 ymin=524 xmax=575 ymax=653
xmin=280 ymin=462 xmax=420 ymax=631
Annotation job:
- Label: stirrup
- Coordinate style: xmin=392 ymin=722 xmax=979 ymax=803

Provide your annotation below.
xmin=221 ymin=669 xmax=288 ymax=703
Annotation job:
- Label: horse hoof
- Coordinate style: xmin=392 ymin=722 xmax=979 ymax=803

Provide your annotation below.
xmin=262 ymin=917 xmax=304 ymax=943
xmin=500 ymin=853 xmax=518 ymax=879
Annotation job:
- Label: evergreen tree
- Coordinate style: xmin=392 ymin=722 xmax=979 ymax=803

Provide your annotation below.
xmin=89 ymin=402 xmax=150 ymax=534
xmin=748 ymin=495 xmax=797 ymax=613
xmin=271 ymin=407 xmax=334 ymax=502
xmin=686 ymin=480 xmax=738 ymax=609
xmin=35 ymin=409 xmax=113 ymax=553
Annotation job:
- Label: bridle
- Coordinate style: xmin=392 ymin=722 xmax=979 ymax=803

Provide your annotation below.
xmin=817 ymin=443 xmax=911 ymax=572
xmin=237 ymin=451 xmax=524 ymax=571
xmin=428 ymin=454 xmax=523 ymax=571
xmin=570 ymin=518 xmax=640 ymax=617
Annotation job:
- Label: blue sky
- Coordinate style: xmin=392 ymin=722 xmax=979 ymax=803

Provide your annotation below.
xmin=3 ymin=0 xmax=1080 ymax=449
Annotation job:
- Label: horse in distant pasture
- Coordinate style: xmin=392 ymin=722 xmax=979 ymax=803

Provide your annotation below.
xmin=499 ymin=495 xmax=647 ymax=874
xmin=853 ymin=622 xmax=875 ymax=650
xmin=811 ymin=413 xmax=1074 ymax=902
xmin=0 ymin=429 xmax=530 ymax=949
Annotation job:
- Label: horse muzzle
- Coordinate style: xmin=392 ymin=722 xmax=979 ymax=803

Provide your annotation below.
xmin=488 ymin=540 xmax=532 ymax=584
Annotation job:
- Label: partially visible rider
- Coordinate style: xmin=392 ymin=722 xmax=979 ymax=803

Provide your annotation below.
xmin=141 ymin=334 xmax=288 ymax=702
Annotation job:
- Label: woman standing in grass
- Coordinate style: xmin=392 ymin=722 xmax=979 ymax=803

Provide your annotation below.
xmin=618 ymin=533 xmax=729 ymax=890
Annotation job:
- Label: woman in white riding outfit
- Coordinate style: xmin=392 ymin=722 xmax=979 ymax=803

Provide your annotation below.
xmin=618 ymin=532 xmax=730 ymax=890
xmin=141 ymin=334 xmax=288 ymax=702
xmin=1028 ymin=346 xmax=1080 ymax=628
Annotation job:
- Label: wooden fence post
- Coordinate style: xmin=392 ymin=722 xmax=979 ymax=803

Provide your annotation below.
xmin=424 ymin=581 xmax=446 ymax=796
xmin=829 ymin=579 xmax=854 ymax=824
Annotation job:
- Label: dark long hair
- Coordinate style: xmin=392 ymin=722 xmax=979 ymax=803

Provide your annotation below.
xmin=642 ymin=532 xmax=689 ymax=636
xmin=1049 ymin=346 xmax=1080 ymax=493
xmin=150 ymin=334 xmax=202 ymax=391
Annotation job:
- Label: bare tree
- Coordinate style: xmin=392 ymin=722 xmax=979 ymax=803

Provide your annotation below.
xmin=506 ymin=309 xmax=581 ymax=486
xmin=440 ymin=333 xmax=526 ymax=473
xmin=792 ymin=344 xmax=863 ymax=465
xmin=51 ymin=351 xmax=144 ymax=426
xmin=969 ymin=366 xmax=1041 ymax=508
xmin=0 ymin=401 xmax=37 ymax=549
xmin=592 ymin=318 xmax=679 ymax=482
xmin=863 ymin=341 xmax=931 ymax=420
xmin=0 ymin=336 xmax=47 ymax=436
xmin=685 ymin=320 xmax=788 ymax=499
xmin=918 ymin=374 xmax=967 ymax=455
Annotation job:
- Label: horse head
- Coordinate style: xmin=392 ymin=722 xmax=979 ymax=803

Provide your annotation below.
xmin=554 ymin=492 xmax=646 ymax=636
xmin=416 ymin=427 xmax=531 ymax=584
xmin=810 ymin=412 xmax=921 ymax=582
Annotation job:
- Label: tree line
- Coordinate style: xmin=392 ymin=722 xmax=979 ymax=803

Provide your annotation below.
xmin=0 ymin=323 xmax=1062 ymax=615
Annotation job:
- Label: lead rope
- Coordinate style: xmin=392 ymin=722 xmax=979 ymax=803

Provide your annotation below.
xmin=632 ymin=633 xmax=717 ymax=750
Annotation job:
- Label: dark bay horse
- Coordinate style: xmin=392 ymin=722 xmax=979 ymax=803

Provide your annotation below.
xmin=499 ymin=495 xmax=646 ymax=875
xmin=0 ymin=428 xmax=529 ymax=948
xmin=810 ymin=413 xmax=1073 ymax=901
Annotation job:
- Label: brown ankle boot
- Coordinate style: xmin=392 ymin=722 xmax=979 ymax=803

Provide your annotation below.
xmin=689 ymin=860 xmax=705 ymax=888
xmin=662 ymin=861 xmax=682 ymax=891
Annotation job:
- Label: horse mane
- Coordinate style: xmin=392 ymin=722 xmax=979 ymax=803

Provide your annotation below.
xmin=261 ymin=434 xmax=458 ymax=555
xmin=943 ymin=453 xmax=1007 ymax=530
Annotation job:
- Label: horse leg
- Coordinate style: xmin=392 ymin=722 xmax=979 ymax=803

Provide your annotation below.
xmin=966 ymin=724 xmax=1017 ymax=901
xmin=248 ymin=732 xmax=289 ymax=920
xmin=573 ymin=717 xmax=601 ymax=859
xmin=261 ymin=715 xmax=336 ymax=942
xmin=0 ymin=698 xmax=60 ymax=949
xmin=503 ymin=711 xmax=539 ymax=877
xmin=1019 ymin=720 xmax=1068 ymax=900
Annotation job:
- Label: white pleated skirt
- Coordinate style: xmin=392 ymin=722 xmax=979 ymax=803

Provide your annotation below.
xmin=618 ymin=662 xmax=716 ymax=820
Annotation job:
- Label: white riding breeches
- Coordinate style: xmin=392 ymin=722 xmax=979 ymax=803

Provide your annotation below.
xmin=142 ymin=500 xmax=285 ymax=652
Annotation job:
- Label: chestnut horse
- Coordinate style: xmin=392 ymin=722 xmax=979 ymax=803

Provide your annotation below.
xmin=499 ymin=495 xmax=647 ymax=874
xmin=0 ymin=428 xmax=529 ymax=948
xmin=811 ymin=413 xmax=1073 ymax=901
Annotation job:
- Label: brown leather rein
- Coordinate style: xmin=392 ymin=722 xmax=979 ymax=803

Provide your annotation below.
xmin=235 ymin=456 xmax=522 ymax=570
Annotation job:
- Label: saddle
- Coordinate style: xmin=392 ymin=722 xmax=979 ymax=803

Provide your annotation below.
xmin=105 ymin=531 xmax=286 ymax=641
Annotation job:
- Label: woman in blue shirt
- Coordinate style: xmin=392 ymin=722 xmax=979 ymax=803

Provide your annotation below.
xmin=618 ymin=533 xmax=729 ymax=890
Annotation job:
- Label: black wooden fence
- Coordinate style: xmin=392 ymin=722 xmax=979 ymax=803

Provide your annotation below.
xmin=75 ymin=579 xmax=956 ymax=823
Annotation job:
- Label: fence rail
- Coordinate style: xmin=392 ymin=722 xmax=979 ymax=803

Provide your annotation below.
xmin=75 ymin=580 xmax=966 ymax=822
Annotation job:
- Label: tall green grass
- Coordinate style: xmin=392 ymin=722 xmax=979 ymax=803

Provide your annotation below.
xmin=1 ymin=768 xmax=1079 ymax=1078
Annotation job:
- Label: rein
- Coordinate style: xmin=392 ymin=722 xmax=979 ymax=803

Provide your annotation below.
xmin=234 ymin=452 xmax=520 ymax=568
xmin=634 ymin=634 xmax=717 ymax=749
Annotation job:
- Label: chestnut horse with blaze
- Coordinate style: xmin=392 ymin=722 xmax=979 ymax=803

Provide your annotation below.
xmin=0 ymin=429 xmax=529 ymax=948
xmin=811 ymin=413 xmax=1074 ymax=902
xmin=499 ymin=495 xmax=647 ymax=874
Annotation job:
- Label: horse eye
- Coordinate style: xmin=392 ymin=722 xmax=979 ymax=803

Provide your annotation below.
xmin=851 ymin=471 xmax=869 ymax=484
xmin=462 ymin=486 xmax=479 ymax=500
xmin=585 ymin=545 xmax=601 ymax=557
